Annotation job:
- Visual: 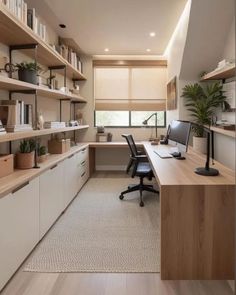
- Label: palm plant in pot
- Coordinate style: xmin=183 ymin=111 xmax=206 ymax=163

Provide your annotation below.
xmin=16 ymin=139 xmax=36 ymax=169
xmin=15 ymin=62 xmax=41 ymax=85
xmin=181 ymin=82 xmax=230 ymax=154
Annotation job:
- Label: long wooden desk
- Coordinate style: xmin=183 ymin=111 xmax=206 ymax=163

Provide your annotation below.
xmin=143 ymin=142 xmax=235 ymax=280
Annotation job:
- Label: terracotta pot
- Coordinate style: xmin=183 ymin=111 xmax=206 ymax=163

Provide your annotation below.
xmin=37 ymin=154 xmax=48 ymax=163
xmin=16 ymin=151 xmax=34 ymax=169
xmin=193 ymin=136 xmax=207 ymax=154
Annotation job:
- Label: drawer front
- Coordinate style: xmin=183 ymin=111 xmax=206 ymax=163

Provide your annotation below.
xmin=78 ymin=147 xmax=88 ymax=163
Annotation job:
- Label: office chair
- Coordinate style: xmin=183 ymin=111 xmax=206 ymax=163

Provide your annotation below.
xmin=120 ymin=134 xmax=158 ymax=207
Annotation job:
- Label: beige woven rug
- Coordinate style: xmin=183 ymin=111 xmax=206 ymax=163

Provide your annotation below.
xmin=24 ymin=177 xmax=160 ymax=273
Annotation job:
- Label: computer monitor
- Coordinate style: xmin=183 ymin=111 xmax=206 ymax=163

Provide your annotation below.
xmin=168 ymin=120 xmax=191 ymax=152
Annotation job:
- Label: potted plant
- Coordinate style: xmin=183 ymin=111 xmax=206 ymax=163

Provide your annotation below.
xmin=15 ymin=62 xmax=41 ymax=85
xmin=16 ymin=139 xmax=35 ymax=169
xmin=182 ymin=82 xmax=230 ymax=153
xmin=37 ymin=144 xmax=48 ymax=163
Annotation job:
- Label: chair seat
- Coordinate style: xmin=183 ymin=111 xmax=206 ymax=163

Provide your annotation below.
xmin=136 ymin=162 xmax=152 ymax=176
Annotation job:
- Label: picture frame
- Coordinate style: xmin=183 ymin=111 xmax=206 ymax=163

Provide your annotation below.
xmin=167 ymin=76 xmax=177 ymax=110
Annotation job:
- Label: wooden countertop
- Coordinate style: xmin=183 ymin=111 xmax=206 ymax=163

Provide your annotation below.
xmin=143 ymin=142 xmax=235 ymax=186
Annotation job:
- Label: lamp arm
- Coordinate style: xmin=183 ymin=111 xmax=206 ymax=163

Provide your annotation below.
xmin=144 ymin=112 xmax=157 ymax=122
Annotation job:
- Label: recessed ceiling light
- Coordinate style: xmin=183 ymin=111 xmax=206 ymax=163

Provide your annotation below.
xmin=146 ymin=49 xmax=151 ymax=52
xmin=59 ymin=24 xmax=66 ymax=28
xmin=149 ymin=32 xmax=156 ymax=37
xmin=104 ymin=48 xmax=109 ymax=52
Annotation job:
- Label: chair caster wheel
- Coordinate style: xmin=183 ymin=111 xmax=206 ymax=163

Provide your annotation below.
xmin=119 ymin=194 xmax=124 ymax=200
xmin=139 ymin=201 xmax=144 ymax=207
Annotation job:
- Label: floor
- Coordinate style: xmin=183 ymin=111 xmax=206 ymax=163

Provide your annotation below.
xmin=1 ymin=172 xmax=235 ymax=295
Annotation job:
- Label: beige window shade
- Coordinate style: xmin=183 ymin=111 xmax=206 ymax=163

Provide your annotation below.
xmin=94 ymin=66 xmax=167 ymax=111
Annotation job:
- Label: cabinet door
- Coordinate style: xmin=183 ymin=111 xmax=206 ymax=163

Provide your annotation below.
xmin=39 ymin=162 xmax=64 ymax=239
xmin=0 ymin=178 xmax=39 ymax=291
xmin=64 ymin=153 xmax=80 ymax=207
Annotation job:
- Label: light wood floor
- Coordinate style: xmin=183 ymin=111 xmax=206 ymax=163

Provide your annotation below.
xmin=1 ymin=172 xmax=235 ymax=295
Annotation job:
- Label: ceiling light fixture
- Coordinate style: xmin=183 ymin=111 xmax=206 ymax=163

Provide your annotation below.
xmin=146 ymin=49 xmax=151 ymax=52
xmin=104 ymin=48 xmax=109 ymax=52
xmin=149 ymin=32 xmax=156 ymax=37
xmin=59 ymin=24 xmax=66 ymax=28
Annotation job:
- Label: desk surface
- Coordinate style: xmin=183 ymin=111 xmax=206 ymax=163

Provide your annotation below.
xmin=143 ymin=142 xmax=235 ymax=186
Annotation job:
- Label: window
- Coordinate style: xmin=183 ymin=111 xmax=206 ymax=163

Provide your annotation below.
xmin=93 ymin=61 xmax=167 ymax=127
xmin=95 ymin=111 xmax=166 ymax=127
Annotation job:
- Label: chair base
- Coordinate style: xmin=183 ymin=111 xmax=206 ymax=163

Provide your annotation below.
xmin=119 ymin=177 xmax=158 ymax=207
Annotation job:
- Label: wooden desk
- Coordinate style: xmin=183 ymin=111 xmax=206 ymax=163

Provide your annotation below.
xmin=143 ymin=142 xmax=235 ymax=280
xmin=88 ymin=141 xmax=143 ymax=175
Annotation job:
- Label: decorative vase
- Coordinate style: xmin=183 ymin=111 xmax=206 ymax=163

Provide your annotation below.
xmin=37 ymin=154 xmax=48 ymax=163
xmin=18 ymin=69 xmax=38 ymax=85
xmin=193 ymin=136 xmax=207 ymax=154
xmin=16 ymin=151 xmax=34 ymax=169
xmin=37 ymin=112 xmax=44 ymax=130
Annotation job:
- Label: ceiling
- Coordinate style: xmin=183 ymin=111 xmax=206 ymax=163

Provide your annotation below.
xmin=42 ymin=0 xmax=187 ymax=56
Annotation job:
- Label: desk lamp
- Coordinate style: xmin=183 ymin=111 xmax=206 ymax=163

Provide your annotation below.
xmin=189 ymin=122 xmax=219 ymax=176
xmin=142 ymin=112 xmax=159 ymax=145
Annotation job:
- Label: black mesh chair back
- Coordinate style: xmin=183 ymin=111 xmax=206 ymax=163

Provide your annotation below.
xmin=120 ymin=134 xmax=159 ymax=207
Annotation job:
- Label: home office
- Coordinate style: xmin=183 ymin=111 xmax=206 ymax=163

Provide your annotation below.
xmin=0 ymin=0 xmax=235 ymax=294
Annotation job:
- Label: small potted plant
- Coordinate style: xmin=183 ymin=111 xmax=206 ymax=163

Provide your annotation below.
xmin=182 ymin=82 xmax=230 ymax=153
xmin=15 ymin=62 xmax=41 ymax=85
xmin=16 ymin=139 xmax=35 ymax=169
xmin=37 ymin=144 xmax=48 ymax=163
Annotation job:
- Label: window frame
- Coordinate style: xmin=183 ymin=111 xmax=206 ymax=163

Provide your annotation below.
xmin=94 ymin=111 xmax=166 ymax=128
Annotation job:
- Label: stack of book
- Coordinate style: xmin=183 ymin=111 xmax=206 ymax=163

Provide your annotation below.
xmin=1 ymin=0 xmax=28 ymax=25
xmin=44 ymin=121 xmax=66 ymax=129
xmin=1 ymin=0 xmax=47 ymax=42
xmin=0 ymin=100 xmax=33 ymax=132
xmin=0 ymin=120 xmax=6 ymax=135
xmin=27 ymin=8 xmax=46 ymax=41
xmin=58 ymin=44 xmax=82 ymax=72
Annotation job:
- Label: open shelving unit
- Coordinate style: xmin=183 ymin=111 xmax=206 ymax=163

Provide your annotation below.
xmin=0 ymin=75 xmax=87 ymax=101
xmin=201 ymin=64 xmax=235 ymax=81
xmin=0 ymin=125 xmax=89 ymax=144
xmin=0 ymin=2 xmax=89 ymax=169
xmin=210 ymin=126 xmax=235 ymax=138
xmin=0 ymin=4 xmax=86 ymax=80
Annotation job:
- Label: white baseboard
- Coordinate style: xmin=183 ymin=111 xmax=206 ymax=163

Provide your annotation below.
xmin=96 ymin=165 xmax=126 ymax=171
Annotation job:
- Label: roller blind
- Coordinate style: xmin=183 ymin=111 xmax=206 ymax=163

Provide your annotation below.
xmin=94 ymin=66 xmax=167 ymax=111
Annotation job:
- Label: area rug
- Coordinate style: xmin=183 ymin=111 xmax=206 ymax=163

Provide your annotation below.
xmin=24 ymin=177 xmax=160 ymax=273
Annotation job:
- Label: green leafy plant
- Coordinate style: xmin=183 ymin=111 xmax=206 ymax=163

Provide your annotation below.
xmin=19 ymin=139 xmax=36 ymax=153
xmin=37 ymin=145 xmax=47 ymax=156
xmin=15 ymin=62 xmax=42 ymax=72
xmin=181 ymin=82 xmax=230 ymax=137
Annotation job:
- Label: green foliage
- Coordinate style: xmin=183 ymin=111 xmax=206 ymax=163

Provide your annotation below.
xmin=37 ymin=145 xmax=47 ymax=156
xmin=19 ymin=139 xmax=36 ymax=153
xmin=181 ymin=82 xmax=230 ymax=137
xmin=15 ymin=62 xmax=41 ymax=72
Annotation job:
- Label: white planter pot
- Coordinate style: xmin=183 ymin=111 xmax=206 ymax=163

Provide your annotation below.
xmin=193 ymin=136 xmax=207 ymax=154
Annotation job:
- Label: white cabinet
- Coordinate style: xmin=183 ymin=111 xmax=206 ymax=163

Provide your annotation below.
xmin=64 ymin=152 xmax=81 ymax=207
xmin=78 ymin=147 xmax=89 ymax=189
xmin=64 ymin=148 xmax=89 ymax=207
xmin=39 ymin=161 xmax=65 ymax=239
xmin=0 ymin=178 xmax=40 ymax=291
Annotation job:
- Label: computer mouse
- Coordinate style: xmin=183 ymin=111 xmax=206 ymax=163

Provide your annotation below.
xmin=175 ymin=156 xmax=186 ymax=160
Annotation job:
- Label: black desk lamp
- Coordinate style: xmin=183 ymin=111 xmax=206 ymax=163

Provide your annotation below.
xmin=189 ymin=122 xmax=219 ymax=176
xmin=142 ymin=112 xmax=158 ymax=143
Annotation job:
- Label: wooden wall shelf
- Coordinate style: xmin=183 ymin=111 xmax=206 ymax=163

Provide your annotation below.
xmin=0 ymin=4 xmax=86 ymax=80
xmin=0 ymin=125 xmax=89 ymax=143
xmin=201 ymin=64 xmax=235 ymax=81
xmin=0 ymin=76 xmax=87 ymax=101
xmin=210 ymin=126 xmax=235 ymax=138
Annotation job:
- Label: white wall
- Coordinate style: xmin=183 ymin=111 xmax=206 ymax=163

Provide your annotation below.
xmin=165 ymin=0 xmax=191 ymax=125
